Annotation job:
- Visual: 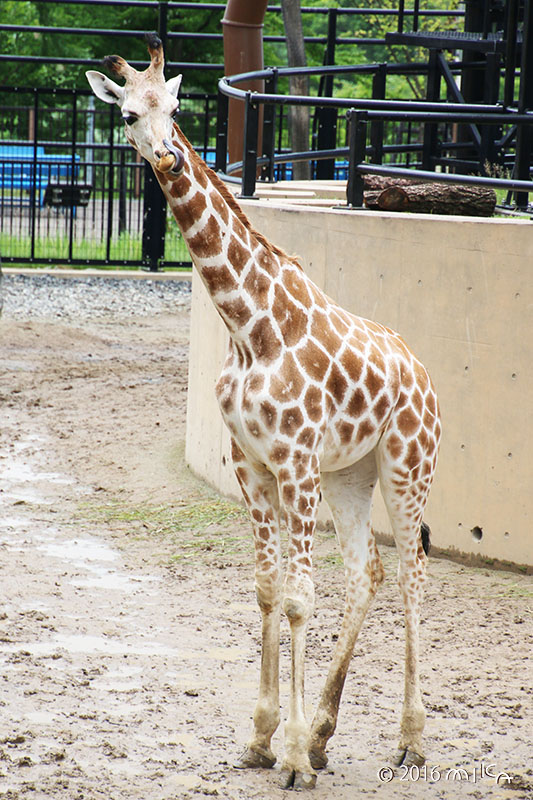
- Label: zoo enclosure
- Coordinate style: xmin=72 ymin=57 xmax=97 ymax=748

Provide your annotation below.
xmin=1 ymin=1 xmax=531 ymax=269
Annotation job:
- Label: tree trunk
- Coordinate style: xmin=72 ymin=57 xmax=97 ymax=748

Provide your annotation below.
xmin=363 ymin=175 xmax=497 ymax=216
xmin=281 ymin=0 xmax=310 ymax=181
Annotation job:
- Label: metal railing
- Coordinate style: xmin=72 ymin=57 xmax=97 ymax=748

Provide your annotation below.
xmin=215 ymin=60 xmax=533 ymax=211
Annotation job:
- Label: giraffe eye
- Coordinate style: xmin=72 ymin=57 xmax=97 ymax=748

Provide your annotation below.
xmin=123 ymin=114 xmax=138 ymax=126
xmin=171 ymin=108 xmax=179 ymax=121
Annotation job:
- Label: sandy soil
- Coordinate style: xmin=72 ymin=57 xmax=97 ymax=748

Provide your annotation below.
xmin=1 ymin=306 xmax=532 ymax=800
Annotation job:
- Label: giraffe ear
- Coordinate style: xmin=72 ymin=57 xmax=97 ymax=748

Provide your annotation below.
xmin=166 ymin=74 xmax=182 ymax=99
xmin=86 ymin=70 xmax=125 ymax=105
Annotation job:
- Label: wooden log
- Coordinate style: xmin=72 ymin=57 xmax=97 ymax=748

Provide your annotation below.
xmin=363 ymin=176 xmax=496 ymax=216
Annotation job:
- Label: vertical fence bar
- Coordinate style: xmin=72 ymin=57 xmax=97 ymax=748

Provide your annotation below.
xmin=398 ymin=0 xmax=405 ymax=34
xmin=515 ymin=0 xmax=533 ymax=207
xmin=261 ymin=67 xmax=278 ymax=182
xmin=215 ymin=88 xmax=229 ymax=173
xmin=203 ymin=94 xmax=210 ymax=163
xmin=316 ymin=7 xmax=338 ymax=179
xmin=503 ymin=0 xmax=519 ymax=108
xmin=106 ymin=103 xmax=115 ymax=263
xmin=346 ymin=110 xmax=367 ymax=208
xmin=370 ymin=64 xmax=386 ymax=164
xmin=158 ymin=0 xmax=168 ymax=52
xmin=68 ymin=88 xmax=77 ymax=262
xmin=422 ymin=49 xmax=440 ymax=170
xmin=118 ymin=149 xmax=126 ymax=235
xmin=413 ymin=0 xmax=420 ymax=32
xmin=239 ymin=92 xmax=259 ymax=198
xmin=30 ymin=89 xmax=39 ymax=262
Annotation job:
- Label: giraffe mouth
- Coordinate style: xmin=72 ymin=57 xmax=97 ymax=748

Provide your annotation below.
xmin=157 ymin=139 xmax=185 ymax=175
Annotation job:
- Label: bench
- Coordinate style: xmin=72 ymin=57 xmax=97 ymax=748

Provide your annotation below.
xmin=0 ymin=145 xmax=82 ymax=206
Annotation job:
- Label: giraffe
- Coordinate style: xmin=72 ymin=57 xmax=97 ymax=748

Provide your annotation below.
xmin=87 ymin=34 xmax=441 ymax=791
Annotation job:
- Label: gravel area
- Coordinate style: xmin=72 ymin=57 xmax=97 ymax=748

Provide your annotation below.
xmin=0 ymin=272 xmax=192 ymax=320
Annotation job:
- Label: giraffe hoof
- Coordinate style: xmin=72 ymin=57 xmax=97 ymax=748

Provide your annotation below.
xmin=394 ymin=747 xmax=425 ymax=768
xmin=309 ymin=747 xmax=328 ymax=770
xmin=234 ymin=746 xmax=276 ymax=770
xmin=280 ymin=768 xmax=317 ymax=790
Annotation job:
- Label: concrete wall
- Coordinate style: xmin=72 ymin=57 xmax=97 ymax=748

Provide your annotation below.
xmin=186 ymin=203 xmax=533 ymax=568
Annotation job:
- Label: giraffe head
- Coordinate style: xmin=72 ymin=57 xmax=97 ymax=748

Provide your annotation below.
xmin=86 ymin=33 xmax=184 ymax=173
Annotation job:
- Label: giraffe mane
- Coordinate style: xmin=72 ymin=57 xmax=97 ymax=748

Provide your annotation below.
xmin=174 ymin=126 xmax=302 ymax=270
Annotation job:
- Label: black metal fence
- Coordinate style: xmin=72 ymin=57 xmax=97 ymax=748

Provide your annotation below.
xmin=0 ymin=85 xmax=217 ymax=267
xmin=2 ymin=1 xmax=530 ymax=269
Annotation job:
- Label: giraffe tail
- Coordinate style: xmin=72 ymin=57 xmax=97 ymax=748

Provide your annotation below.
xmin=420 ymin=521 xmax=431 ymax=556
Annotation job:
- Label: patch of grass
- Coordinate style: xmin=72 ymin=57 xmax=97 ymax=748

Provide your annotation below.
xmin=81 ymin=496 xmax=253 ymax=563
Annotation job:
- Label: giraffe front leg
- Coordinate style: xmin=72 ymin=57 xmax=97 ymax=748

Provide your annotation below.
xmin=231 ymin=446 xmax=282 ymax=771
xmin=277 ymin=457 xmax=320 ymax=790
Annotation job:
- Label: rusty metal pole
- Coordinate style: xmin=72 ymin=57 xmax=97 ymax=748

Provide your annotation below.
xmin=222 ymin=0 xmax=268 ymax=167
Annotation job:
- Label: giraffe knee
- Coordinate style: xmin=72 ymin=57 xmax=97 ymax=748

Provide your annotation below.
xmin=255 ymin=576 xmax=281 ymax=613
xmin=283 ymin=597 xmax=309 ymax=625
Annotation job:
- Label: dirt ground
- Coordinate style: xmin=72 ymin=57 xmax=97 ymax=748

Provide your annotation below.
xmin=1 ymin=303 xmax=532 ymax=800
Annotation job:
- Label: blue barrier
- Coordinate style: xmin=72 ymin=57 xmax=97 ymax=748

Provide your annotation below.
xmin=0 ymin=145 xmax=80 ymax=205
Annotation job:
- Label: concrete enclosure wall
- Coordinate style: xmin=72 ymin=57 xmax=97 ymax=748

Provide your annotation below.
xmin=186 ymin=203 xmax=532 ymax=568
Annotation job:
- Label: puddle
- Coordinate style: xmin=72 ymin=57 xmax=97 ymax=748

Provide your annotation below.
xmin=1 ymin=432 xmax=74 ymax=505
xmin=70 ymin=572 xmax=159 ymax=591
xmin=40 ymin=538 xmax=119 ymax=563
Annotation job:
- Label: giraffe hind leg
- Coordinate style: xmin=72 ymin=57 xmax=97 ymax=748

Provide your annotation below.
xmin=309 ymin=454 xmax=384 ymax=770
xmin=377 ymin=460 xmax=435 ymax=767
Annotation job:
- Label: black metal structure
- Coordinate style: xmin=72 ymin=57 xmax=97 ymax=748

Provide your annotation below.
xmin=1 ymin=1 xmax=532 ymax=270
xmin=215 ymin=1 xmax=533 ymax=214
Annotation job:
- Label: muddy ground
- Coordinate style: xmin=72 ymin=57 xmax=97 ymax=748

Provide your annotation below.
xmin=1 ymin=294 xmax=532 ymax=800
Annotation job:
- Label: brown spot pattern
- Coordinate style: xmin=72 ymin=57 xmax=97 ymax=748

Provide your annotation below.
xmin=175 ymin=191 xmax=207 ymax=233
xmin=280 ymin=407 xmax=304 ymax=436
xmin=202 ymin=264 xmax=237 ymax=295
xmin=326 ymin=362 xmax=348 ymax=404
xmin=398 ymin=407 xmax=420 ymax=438
xmin=340 ymin=348 xmax=364 ymax=380
xmin=304 ymin=386 xmax=323 ymax=422
xmin=270 ymin=353 xmax=305 ymax=402
xmin=272 ymin=285 xmax=309 ymax=347
xmin=296 ymin=339 xmax=329 ymax=382
xmin=188 ymin=214 xmax=222 ymax=259
xmin=346 ymin=388 xmax=367 ymax=418
xmin=210 ymin=190 xmax=229 ymax=225
xmin=311 ymin=309 xmax=343 ymax=355
xmin=227 ymin=235 xmax=250 ymax=275
xmin=356 ymin=419 xmax=375 ymax=444
xmin=244 ymin=264 xmax=271 ymax=309
xmin=250 ymin=317 xmax=282 ymax=363
xmin=282 ymin=269 xmax=312 ymax=308
xmin=218 ymin=296 xmax=252 ymax=328
xmin=260 ymin=400 xmax=277 ymax=432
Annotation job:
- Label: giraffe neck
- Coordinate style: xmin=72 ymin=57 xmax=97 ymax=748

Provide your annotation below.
xmin=154 ymin=129 xmax=287 ymax=344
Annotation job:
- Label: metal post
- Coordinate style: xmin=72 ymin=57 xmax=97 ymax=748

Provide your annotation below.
xmin=480 ymin=52 xmax=501 ymax=168
xmin=503 ymin=0 xmax=519 ymax=107
xmin=346 ymin=110 xmax=367 ymax=208
xmin=316 ymin=8 xmax=338 ymax=180
xmin=370 ymin=64 xmax=386 ymax=164
xmin=118 ymin=149 xmax=127 ymax=235
xmin=30 ymin=89 xmax=38 ymax=261
xmin=398 ymin=0 xmax=405 ymax=34
xmin=68 ymin=89 xmax=77 ymax=261
xmin=142 ymin=162 xmax=166 ymax=270
xmin=106 ymin=103 xmax=115 ymax=263
xmin=158 ymin=0 xmax=168 ymax=53
xmin=514 ymin=0 xmax=533 ymax=207
xmin=215 ymin=88 xmax=229 ymax=173
xmin=422 ymin=49 xmax=440 ymax=171
xmin=261 ymin=68 xmax=278 ymax=182
xmin=239 ymin=92 xmax=259 ymax=199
